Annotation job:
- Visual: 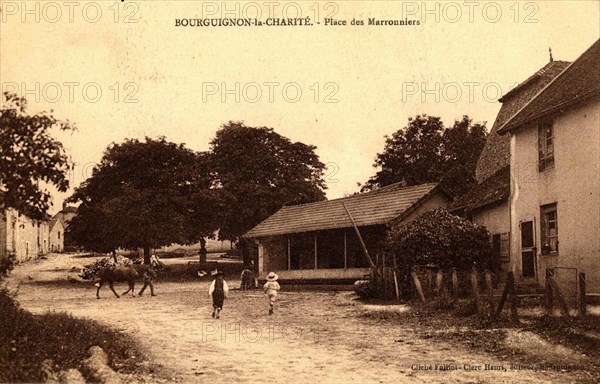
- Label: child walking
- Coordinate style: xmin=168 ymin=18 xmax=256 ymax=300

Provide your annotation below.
xmin=208 ymin=270 xmax=229 ymax=319
xmin=263 ymin=272 xmax=280 ymax=315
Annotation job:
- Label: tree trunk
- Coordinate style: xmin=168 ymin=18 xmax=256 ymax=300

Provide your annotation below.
xmin=199 ymin=237 xmax=207 ymax=265
xmin=143 ymin=246 xmax=151 ymax=265
xmin=240 ymin=238 xmax=250 ymax=267
xmin=112 ymin=250 xmax=117 ymax=263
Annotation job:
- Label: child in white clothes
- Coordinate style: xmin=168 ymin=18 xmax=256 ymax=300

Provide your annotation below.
xmin=263 ymin=272 xmax=280 ymax=315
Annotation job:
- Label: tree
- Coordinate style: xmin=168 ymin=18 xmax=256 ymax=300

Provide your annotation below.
xmin=362 ymin=115 xmax=487 ymax=196
xmin=68 ymin=137 xmax=220 ymax=263
xmin=439 ymin=116 xmax=488 ymax=195
xmin=0 ymin=92 xmax=73 ymax=219
xmin=210 ymin=122 xmax=327 ymax=265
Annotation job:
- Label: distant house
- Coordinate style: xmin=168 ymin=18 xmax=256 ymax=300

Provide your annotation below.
xmin=452 ymin=59 xmax=571 ymax=279
xmin=0 ymin=209 xmax=45 ymax=263
xmin=54 ymin=206 xmax=77 ymax=227
xmin=37 ymin=217 xmax=50 ymax=255
xmin=497 ymin=39 xmax=600 ymax=291
xmin=243 ymin=183 xmax=452 ymax=282
xmin=49 ymin=217 xmax=65 ymax=252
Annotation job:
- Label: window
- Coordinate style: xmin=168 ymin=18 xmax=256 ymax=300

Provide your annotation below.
xmin=540 ymin=204 xmax=558 ymax=254
xmin=58 ymin=231 xmax=61 ymax=240
xmin=492 ymin=232 xmax=510 ymax=262
xmin=538 ymin=120 xmax=554 ymax=171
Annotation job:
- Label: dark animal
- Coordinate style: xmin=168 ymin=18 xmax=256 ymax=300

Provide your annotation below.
xmin=96 ymin=264 xmax=157 ymax=299
xmin=240 ymin=268 xmax=255 ymax=290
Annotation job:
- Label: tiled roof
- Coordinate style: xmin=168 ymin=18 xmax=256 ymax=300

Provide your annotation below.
xmin=475 ymin=60 xmax=570 ymax=182
xmin=243 ymin=183 xmax=443 ymax=238
xmin=450 ymin=166 xmax=510 ymax=213
xmin=499 ymin=39 xmax=600 ymax=133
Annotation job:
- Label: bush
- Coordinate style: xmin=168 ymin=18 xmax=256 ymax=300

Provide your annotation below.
xmin=386 ymin=208 xmax=493 ymax=272
xmin=0 ymin=253 xmax=17 ymax=278
xmin=0 ymin=289 xmax=146 ymax=382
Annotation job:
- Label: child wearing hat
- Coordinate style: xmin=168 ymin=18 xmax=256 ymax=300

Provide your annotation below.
xmin=263 ymin=272 xmax=280 ymax=315
xmin=208 ymin=269 xmax=229 ymax=319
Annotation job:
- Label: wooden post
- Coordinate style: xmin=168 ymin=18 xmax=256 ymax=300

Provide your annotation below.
xmin=507 ymin=271 xmax=518 ymax=323
xmin=341 ymin=202 xmax=375 ymax=268
xmin=314 ymin=233 xmax=318 ymax=270
xmin=343 ymin=231 xmax=347 ymax=269
xmin=393 ymin=270 xmax=400 ymax=302
xmin=471 ymin=265 xmax=481 ymax=314
xmin=578 ymin=272 xmax=586 ymax=317
xmin=287 ymin=237 xmax=291 ymax=271
xmin=411 ymin=267 xmax=426 ymax=304
xmin=494 ymin=281 xmax=510 ymax=319
xmin=484 ymin=269 xmax=494 ymax=314
xmin=545 ymin=269 xmax=554 ymax=315
xmin=451 ymin=268 xmax=458 ymax=299
xmin=426 ymin=269 xmax=433 ymax=293
xmin=549 ymin=276 xmax=570 ymax=316
xmin=435 ymin=270 xmax=443 ymax=296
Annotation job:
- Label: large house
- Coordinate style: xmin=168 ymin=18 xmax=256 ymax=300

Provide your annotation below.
xmin=452 ymin=58 xmax=571 ymax=279
xmin=243 ymin=183 xmax=452 ymax=282
xmin=496 ymin=39 xmax=600 ymax=292
xmin=0 ymin=209 xmax=49 ymax=263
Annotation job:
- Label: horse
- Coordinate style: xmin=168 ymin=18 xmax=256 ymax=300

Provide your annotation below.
xmin=95 ymin=264 xmax=157 ymax=299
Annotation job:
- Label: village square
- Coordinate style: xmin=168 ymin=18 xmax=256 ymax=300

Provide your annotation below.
xmin=1 ymin=1 xmax=599 ymax=383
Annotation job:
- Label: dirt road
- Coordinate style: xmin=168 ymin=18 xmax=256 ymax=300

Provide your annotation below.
xmin=4 ymin=254 xmax=595 ymax=383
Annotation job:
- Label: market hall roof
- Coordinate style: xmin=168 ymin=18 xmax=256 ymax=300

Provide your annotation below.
xmin=243 ymin=182 xmax=445 ymax=238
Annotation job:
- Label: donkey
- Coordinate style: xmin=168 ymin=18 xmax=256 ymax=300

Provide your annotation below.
xmin=96 ymin=264 xmax=157 ymax=299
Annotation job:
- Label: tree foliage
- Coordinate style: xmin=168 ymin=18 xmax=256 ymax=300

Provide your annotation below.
xmin=68 ymin=137 xmax=220 ymax=262
xmin=0 ymin=93 xmax=74 ymax=219
xmin=362 ymin=115 xmax=487 ymax=196
xmin=386 ymin=208 xmax=493 ymax=271
xmin=210 ymin=122 xmax=327 ymax=241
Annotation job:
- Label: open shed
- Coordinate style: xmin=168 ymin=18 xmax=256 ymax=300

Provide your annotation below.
xmin=243 ymin=182 xmax=452 ymax=283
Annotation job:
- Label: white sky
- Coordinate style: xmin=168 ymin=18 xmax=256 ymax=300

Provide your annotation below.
xmin=1 ymin=0 xmax=599 ymax=214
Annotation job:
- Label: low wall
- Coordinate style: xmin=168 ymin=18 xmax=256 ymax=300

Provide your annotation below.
xmin=258 ymin=268 xmax=370 ymax=283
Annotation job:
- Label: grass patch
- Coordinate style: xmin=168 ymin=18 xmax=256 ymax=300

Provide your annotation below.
xmin=0 ymin=289 xmax=148 ymax=383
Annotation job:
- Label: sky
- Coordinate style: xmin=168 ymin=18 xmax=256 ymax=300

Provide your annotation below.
xmin=1 ymin=0 xmax=599 ymax=214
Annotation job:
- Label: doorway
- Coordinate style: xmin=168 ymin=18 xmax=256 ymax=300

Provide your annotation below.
xmin=520 ymin=221 xmax=536 ymax=278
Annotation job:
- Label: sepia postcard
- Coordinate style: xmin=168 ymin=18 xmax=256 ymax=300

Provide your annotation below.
xmin=1 ymin=1 xmax=599 ymax=383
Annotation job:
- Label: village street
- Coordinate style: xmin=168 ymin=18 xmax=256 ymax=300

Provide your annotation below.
xmin=4 ymin=254 xmax=596 ymax=384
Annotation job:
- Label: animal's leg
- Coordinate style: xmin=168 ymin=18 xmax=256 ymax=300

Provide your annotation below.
xmin=96 ymin=281 xmax=103 ymax=299
xmin=109 ymin=282 xmax=120 ymax=298
xmin=138 ymin=282 xmax=147 ymax=296
xmin=130 ymin=281 xmax=136 ymax=297
xmin=149 ymin=281 xmax=156 ymax=296
xmin=122 ymin=285 xmax=132 ymax=295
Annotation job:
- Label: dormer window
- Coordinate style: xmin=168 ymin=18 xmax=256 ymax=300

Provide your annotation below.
xmin=538 ymin=120 xmax=554 ymax=171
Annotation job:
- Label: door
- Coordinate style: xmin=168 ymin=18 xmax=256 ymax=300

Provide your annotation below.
xmin=520 ymin=221 xmax=536 ymax=278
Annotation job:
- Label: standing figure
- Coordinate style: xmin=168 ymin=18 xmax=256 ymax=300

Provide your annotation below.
xmin=263 ymin=272 xmax=280 ymax=315
xmin=208 ymin=270 xmax=229 ymax=319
